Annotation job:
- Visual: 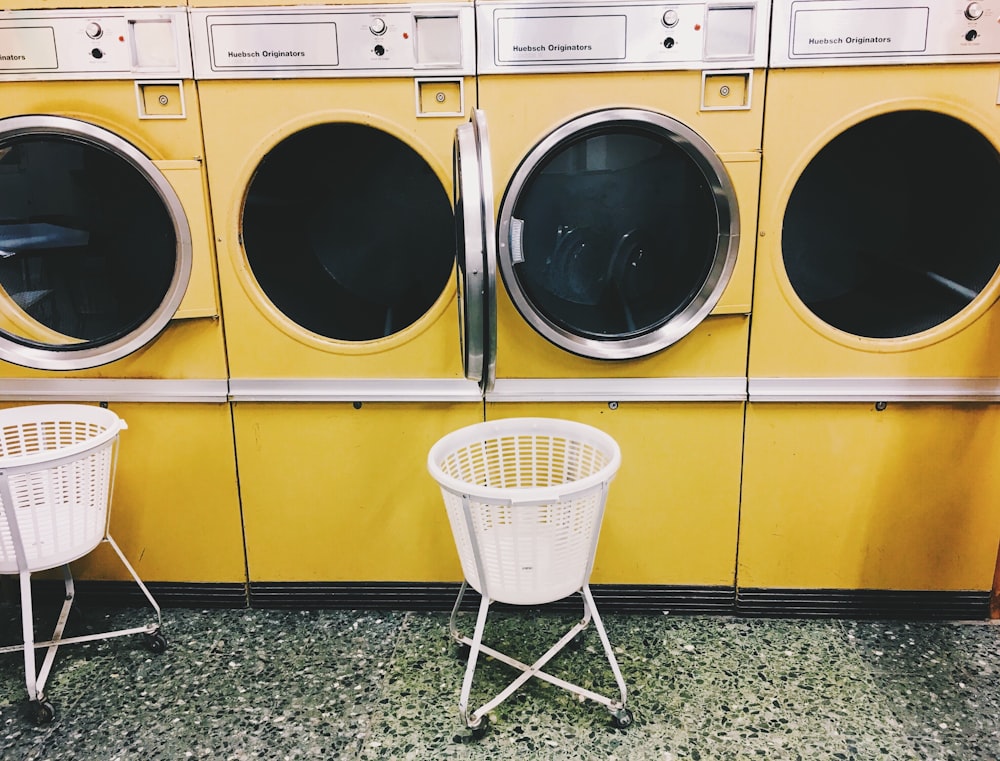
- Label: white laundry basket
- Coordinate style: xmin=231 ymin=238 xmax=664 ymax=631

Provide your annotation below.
xmin=428 ymin=418 xmax=631 ymax=736
xmin=0 ymin=404 xmax=124 ymax=573
xmin=0 ymin=404 xmax=165 ymax=725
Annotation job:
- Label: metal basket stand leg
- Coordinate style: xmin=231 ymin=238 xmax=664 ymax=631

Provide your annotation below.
xmin=448 ymin=583 xmax=633 ymax=735
xmin=0 ymin=535 xmax=166 ymax=724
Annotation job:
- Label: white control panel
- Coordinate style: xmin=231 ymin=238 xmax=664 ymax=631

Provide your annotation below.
xmin=189 ymin=4 xmax=475 ymax=79
xmin=477 ymin=0 xmax=771 ymax=74
xmin=0 ymin=8 xmax=190 ymax=81
xmin=771 ymin=0 xmax=1000 ymax=66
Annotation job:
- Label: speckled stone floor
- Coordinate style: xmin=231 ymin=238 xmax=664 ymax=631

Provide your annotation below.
xmin=0 ymin=599 xmax=996 ymax=760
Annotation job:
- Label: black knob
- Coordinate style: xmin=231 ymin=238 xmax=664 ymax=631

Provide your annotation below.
xmin=663 ymin=37 xmax=675 ymax=49
xmin=373 ymin=44 xmax=385 ymax=56
xmin=91 ymin=48 xmax=103 ymax=59
xmin=966 ymin=29 xmax=978 ymax=41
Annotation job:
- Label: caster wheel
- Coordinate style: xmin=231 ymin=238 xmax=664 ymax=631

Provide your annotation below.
xmin=30 ymin=700 xmax=55 ymax=726
xmin=611 ymin=707 xmax=634 ymax=730
xmin=453 ymin=715 xmax=490 ymax=744
xmin=144 ymin=631 xmax=168 ymax=654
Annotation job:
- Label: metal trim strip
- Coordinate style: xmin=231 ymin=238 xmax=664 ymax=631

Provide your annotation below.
xmin=749 ymin=377 xmax=1000 ymax=402
xmin=487 ymin=377 xmax=747 ymax=402
xmin=228 ymin=378 xmax=483 ymax=402
xmin=0 ymin=379 xmax=228 ymax=403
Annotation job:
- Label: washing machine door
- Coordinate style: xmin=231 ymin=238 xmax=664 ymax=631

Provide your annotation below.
xmin=498 ymin=108 xmax=739 ymax=360
xmin=454 ymin=110 xmax=497 ymax=392
xmin=0 ymin=116 xmax=191 ymax=370
xmin=781 ymin=110 xmax=1000 ymax=341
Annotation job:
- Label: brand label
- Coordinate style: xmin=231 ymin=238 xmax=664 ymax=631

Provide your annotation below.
xmin=0 ymin=27 xmax=58 ymax=70
xmin=209 ymin=18 xmax=339 ymax=68
xmin=496 ymin=15 xmax=626 ymax=62
xmin=791 ymin=7 xmax=928 ymax=56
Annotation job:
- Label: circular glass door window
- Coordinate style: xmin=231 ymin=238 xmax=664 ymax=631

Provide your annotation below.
xmin=783 ymin=110 xmax=1000 ymax=339
xmin=242 ymin=124 xmax=455 ymax=341
xmin=0 ymin=118 xmax=185 ymax=370
xmin=498 ymin=110 xmax=738 ymax=360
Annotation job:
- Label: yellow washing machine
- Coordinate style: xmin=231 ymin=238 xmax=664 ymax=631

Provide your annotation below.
xmin=458 ymin=0 xmax=770 ymax=606
xmin=190 ymin=3 xmax=481 ymax=602
xmin=740 ymin=0 xmax=1000 ymax=616
xmin=0 ymin=8 xmax=245 ymax=601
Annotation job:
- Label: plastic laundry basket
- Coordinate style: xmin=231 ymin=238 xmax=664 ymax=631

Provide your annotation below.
xmin=428 ymin=417 xmax=622 ymax=606
xmin=0 ymin=404 xmax=127 ymax=574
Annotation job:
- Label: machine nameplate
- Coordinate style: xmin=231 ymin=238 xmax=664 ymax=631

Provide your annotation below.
xmin=208 ymin=17 xmax=340 ymax=69
xmin=792 ymin=7 xmax=928 ymax=57
xmin=496 ymin=15 xmax=626 ymax=62
xmin=0 ymin=27 xmax=57 ymax=70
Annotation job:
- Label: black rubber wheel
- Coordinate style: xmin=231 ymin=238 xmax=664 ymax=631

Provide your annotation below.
xmin=612 ymin=707 xmax=634 ymax=729
xmin=144 ymin=631 xmax=168 ymax=654
xmin=454 ymin=715 xmax=490 ymax=744
xmin=30 ymin=700 xmax=54 ymax=726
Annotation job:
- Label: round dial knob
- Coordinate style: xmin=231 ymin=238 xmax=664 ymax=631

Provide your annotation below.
xmin=662 ymin=9 xmax=680 ymax=27
xmin=85 ymin=21 xmax=103 ymax=39
xmin=370 ymin=17 xmax=387 ymax=35
xmin=966 ymin=2 xmax=984 ymax=20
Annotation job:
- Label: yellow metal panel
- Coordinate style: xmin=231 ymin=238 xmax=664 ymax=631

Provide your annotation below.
xmin=234 ymin=402 xmax=482 ymax=582
xmin=0 ymin=402 xmax=247 ymax=584
xmin=156 ymin=160 xmax=221 ymax=320
xmin=487 ymin=402 xmax=745 ymax=586
xmin=493 ymin=305 xmax=750 ymax=380
xmin=739 ymin=402 xmax=1000 ymax=591
xmin=751 ymin=66 xmax=1000 ymax=378
xmin=198 ymin=77 xmax=473 ymax=380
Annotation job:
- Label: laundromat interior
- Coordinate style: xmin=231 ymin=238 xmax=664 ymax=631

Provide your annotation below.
xmin=1 ymin=0 xmax=1000 ymax=755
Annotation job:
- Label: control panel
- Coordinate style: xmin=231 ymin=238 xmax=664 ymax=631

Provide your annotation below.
xmin=771 ymin=0 xmax=1000 ymax=66
xmin=476 ymin=0 xmax=770 ymax=74
xmin=0 ymin=8 xmax=190 ymax=80
xmin=189 ymin=4 xmax=474 ymax=79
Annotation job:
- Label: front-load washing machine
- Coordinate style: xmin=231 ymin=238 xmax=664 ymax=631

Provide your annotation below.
xmin=0 ymin=8 xmax=245 ymax=602
xmin=190 ymin=3 xmax=481 ymax=603
xmin=740 ymin=0 xmax=1000 ymax=616
xmin=458 ymin=0 xmax=770 ymax=607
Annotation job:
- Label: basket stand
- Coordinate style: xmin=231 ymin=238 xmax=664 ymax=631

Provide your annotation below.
xmin=0 ymin=536 xmax=164 ymax=724
xmin=448 ymin=579 xmax=631 ymax=737
xmin=0 ymin=405 xmax=166 ymax=725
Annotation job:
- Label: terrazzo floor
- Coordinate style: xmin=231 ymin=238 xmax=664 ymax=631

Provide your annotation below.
xmin=0 ymin=598 xmax=996 ymax=760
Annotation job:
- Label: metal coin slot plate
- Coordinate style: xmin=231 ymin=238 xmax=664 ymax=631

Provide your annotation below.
xmin=135 ymin=81 xmax=186 ymax=120
xmin=415 ymin=78 xmax=464 ymax=117
xmin=701 ymin=70 xmax=752 ymax=110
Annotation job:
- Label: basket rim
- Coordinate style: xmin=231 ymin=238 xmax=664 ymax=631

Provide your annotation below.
xmin=427 ymin=417 xmax=621 ymax=503
xmin=0 ymin=404 xmax=126 ymax=471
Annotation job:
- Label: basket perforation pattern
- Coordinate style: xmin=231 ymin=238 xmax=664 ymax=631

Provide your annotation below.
xmin=0 ymin=410 xmax=121 ymax=574
xmin=430 ymin=420 xmax=620 ymax=606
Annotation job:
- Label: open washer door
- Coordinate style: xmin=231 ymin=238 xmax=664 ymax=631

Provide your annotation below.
xmin=0 ymin=116 xmax=191 ymax=371
xmin=454 ymin=110 xmax=497 ymax=392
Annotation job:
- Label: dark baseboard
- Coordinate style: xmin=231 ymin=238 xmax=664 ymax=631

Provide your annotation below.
xmin=0 ymin=579 xmax=249 ymax=609
xmin=247 ymin=582 xmax=736 ymax=614
xmin=1 ymin=579 xmax=989 ymax=620
xmin=736 ymin=587 xmax=991 ymax=620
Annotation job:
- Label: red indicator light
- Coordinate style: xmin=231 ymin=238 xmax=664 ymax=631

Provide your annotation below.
xmin=403 ymin=32 xmax=409 ymax=39
xmin=694 ymin=23 xmax=701 ymax=31
xmin=119 ymin=35 xmax=125 ymax=42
